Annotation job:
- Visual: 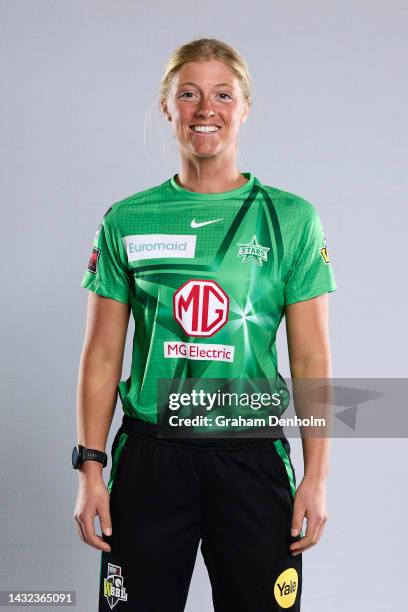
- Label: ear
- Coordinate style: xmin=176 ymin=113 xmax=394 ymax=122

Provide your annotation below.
xmin=240 ymin=100 xmax=250 ymax=125
xmin=161 ymin=98 xmax=172 ymax=121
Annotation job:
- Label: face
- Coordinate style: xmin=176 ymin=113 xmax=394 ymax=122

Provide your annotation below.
xmin=162 ymin=59 xmax=249 ymax=159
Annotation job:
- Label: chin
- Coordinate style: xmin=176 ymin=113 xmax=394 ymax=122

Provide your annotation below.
xmin=189 ymin=144 xmax=223 ymax=158
xmin=193 ymin=150 xmax=219 ymax=158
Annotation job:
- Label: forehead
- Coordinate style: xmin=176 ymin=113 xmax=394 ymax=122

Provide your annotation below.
xmin=172 ymin=59 xmax=239 ymax=88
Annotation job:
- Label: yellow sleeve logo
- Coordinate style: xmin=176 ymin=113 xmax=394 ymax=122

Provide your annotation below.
xmin=320 ymin=234 xmax=331 ymax=264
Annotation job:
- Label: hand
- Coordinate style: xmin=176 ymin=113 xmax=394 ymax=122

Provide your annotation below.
xmin=73 ymin=475 xmax=112 ymax=552
xmin=289 ymin=476 xmax=328 ymax=556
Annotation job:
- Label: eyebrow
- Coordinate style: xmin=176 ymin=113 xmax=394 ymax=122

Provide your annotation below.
xmin=178 ymin=81 xmax=234 ymax=88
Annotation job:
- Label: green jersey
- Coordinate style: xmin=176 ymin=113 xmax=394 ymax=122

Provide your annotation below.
xmin=80 ymin=172 xmax=336 ymax=423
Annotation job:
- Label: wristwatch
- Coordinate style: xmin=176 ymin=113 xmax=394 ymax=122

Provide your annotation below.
xmin=72 ymin=444 xmax=107 ymax=469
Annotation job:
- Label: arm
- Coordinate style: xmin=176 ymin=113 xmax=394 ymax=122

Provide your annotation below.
xmin=284 ymin=292 xmax=332 ymax=555
xmin=74 ymin=291 xmax=130 ymax=551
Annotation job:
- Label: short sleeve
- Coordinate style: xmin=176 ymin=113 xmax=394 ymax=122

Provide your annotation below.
xmin=80 ymin=208 xmax=131 ymax=304
xmin=284 ymin=204 xmax=337 ymax=305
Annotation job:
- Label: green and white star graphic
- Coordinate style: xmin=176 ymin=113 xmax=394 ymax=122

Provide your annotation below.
xmin=237 ymin=235 xmax=270 ymax=266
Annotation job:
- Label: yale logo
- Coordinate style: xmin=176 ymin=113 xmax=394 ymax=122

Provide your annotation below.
xmin=123 ymin=234 xmax=196 ymax=262
xmin=273 ymin=567 xmax=298 ymax=608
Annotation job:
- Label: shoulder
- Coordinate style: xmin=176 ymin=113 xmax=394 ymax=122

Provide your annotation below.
xmin=258 ymin=181 xmax=319 ymax=223
xmin=101 ymin=179 xmax=171 ymax=222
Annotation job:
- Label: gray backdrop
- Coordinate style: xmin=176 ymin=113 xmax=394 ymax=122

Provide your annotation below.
xmin=1 ymin=0 xmax=407 ymax=610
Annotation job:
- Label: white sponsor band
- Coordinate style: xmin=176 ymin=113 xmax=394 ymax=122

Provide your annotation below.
xmin=164 ymin=341 xmax=235 ymax=363
xmin=123 ymin=234 xmax=196 ymax=262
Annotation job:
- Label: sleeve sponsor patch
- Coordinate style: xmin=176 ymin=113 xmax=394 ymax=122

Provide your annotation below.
xmin=87 ymin=246 xmax=101 ymax=274
xmin=320 ymin=233 xmax=331 ymax=264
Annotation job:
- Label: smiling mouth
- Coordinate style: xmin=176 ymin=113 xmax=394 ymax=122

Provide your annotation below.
xmin=189 ymin=125 xmax=221 ymax=134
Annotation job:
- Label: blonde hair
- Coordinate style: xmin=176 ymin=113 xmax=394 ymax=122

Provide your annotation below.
xmin=159 ymin=38 xmax=253 ymax=109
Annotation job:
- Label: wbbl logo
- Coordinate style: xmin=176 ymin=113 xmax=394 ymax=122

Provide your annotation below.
xmin=104 ymin=563 xmax=128 ymax=609
xmin=87 ymin=246 xmax=100 ymax=274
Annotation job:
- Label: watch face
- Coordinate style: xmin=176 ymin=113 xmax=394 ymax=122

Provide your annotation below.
xmin=72 ymin=445 xmax=82 ymax=468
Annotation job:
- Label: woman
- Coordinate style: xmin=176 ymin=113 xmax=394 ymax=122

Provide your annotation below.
xmin=73 ymin=38 xmax=336 ymax=612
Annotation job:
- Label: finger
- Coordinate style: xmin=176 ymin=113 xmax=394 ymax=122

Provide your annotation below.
xmin=314 ymin=515 xmax=327 ymax=543
xmin=292 ymin=541 xmax=315 ymax=555
xmin=289 ymin=513 xmax=312 ymax=550
xmin=82 ymin=514 xmax=111 ymax=552
xmin=75 ymin=520 xmax=85 ymax=543
xmin=292 ymin=525 xmax=325 ymax=555
xmin=74 ymin=515 xmax=86 ymax=542
xmin=290 ymin=516 xmax=315 ymax=553
xmin=290 ymin=535 xmax=311 ymax=554
xmin=98 ymin=506 xmax=113 ymax=537
xmin=290 ymin=501 xmax=305 ymax=538
xmin=290 ymin=515 xmax=325 ymax=555
xmin=309 ymin=513 xmax=327 ymax=544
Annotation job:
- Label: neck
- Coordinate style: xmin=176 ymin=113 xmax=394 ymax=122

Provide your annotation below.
xmin=176 ymin=152 xmax=247 ymax=194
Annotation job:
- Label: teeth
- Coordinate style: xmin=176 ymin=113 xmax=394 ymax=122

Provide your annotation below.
xmin=192 ymin=125 xmax=220 ymax=133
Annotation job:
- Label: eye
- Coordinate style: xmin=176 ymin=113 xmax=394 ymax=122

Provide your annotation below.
xmin=179 ymin=91 xmax=197 ymax=99
xmin=217 ymin=92 xmax=233 ymax=100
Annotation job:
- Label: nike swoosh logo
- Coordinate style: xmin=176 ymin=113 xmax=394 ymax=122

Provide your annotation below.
xmin=191 ymin=218 xmax=223 ymax=228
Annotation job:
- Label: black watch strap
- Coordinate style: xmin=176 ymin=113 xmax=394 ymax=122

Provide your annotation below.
xmin=83 ymin=447 xmax=107 ymax=467
xmin=72 ymin=444 xmax=107 ymax=469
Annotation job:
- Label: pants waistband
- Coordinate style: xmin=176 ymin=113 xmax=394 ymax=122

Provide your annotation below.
xmin=121 ymin=414 xmax=286 ymax=449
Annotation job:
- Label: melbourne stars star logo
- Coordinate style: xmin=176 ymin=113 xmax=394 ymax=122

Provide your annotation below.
xmin=237 ymin=235 xmax=270 ymax=266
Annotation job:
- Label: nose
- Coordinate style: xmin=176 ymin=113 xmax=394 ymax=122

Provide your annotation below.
xmin=195 ymin=95 xmax=215 ymax=119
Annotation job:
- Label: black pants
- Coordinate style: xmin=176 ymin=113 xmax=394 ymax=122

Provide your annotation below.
xmin=98 ymin=415 xmax=302 ymax=611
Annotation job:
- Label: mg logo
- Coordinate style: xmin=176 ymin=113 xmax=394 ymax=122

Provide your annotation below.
xmin=173 ymin=279 xmax=229 ymax=337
